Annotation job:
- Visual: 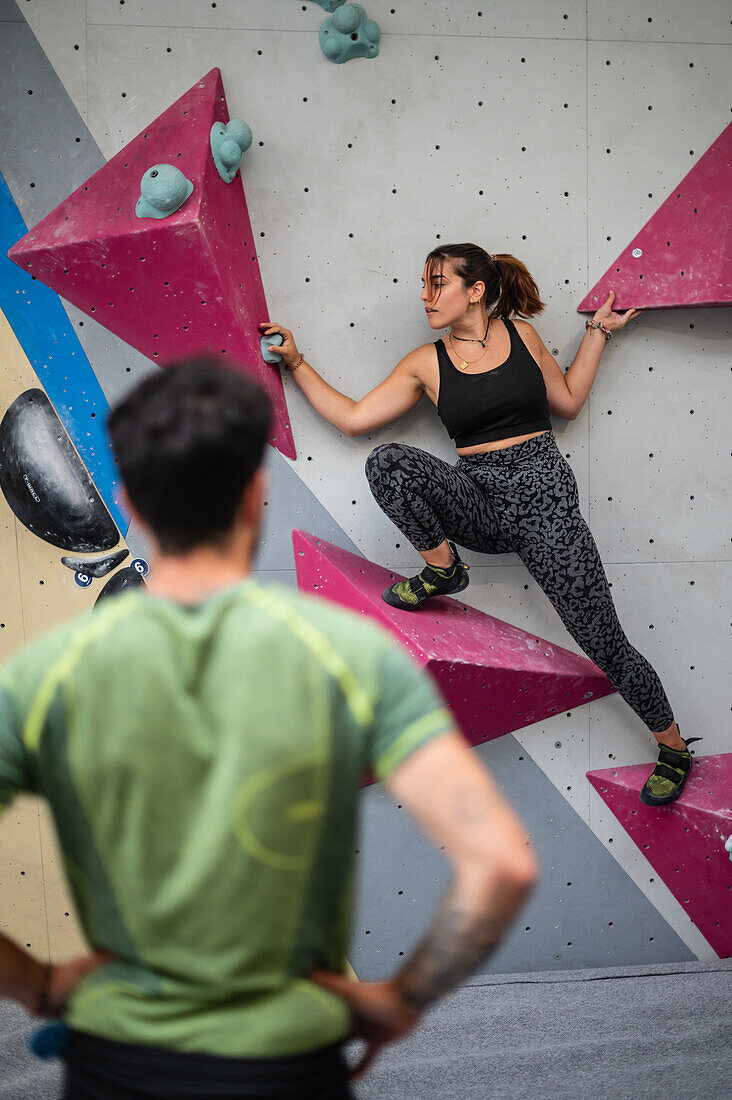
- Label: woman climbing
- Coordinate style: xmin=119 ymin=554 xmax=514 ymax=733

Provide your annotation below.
xmin=260 ymin=243 xmax=698 ymax=805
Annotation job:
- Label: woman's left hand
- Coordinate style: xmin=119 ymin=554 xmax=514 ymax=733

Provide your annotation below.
xmin=593 ymin=291 xmax=642 ymax=333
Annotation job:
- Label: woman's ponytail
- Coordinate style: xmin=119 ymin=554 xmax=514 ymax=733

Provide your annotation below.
xmin=493 ymin=253 xmax=545 ymax=319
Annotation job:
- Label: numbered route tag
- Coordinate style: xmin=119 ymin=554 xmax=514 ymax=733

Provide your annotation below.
xmin=75 ymin=558 xmax=148 ymax=588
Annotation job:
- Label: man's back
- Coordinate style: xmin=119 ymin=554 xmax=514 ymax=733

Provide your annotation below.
xmin=0 ymin=581 xmax=451 ymax=1058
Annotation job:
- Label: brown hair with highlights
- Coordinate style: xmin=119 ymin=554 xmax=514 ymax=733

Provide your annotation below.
xmin=424 ymin=243 xmax=545 ymax=319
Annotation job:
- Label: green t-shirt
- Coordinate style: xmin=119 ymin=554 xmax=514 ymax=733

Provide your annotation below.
xmin=0 ymin=580 xmax=452 ymax=1057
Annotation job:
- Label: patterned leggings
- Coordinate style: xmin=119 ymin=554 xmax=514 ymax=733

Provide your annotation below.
xmin=365 ymin=432 xmax=674 ymax=733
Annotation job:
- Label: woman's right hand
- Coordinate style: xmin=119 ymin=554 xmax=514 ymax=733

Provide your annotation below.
xmin=259 ymin=321 xmax=302 ymax=370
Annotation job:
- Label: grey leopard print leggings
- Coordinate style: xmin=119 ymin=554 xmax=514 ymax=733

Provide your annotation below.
xmin=365 ymin=432 xmax=674 ymax=733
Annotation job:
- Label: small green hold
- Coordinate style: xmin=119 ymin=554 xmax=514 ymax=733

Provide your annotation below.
xmin=135 ymin=164 xmax=193 ymax=219
xmin=312 ymin=0 xmax=346 ymax=10
xmin=319 ymin=4 xmax=380 ymax=64
xmin=210 ymin=119 xmax=253 ymax=183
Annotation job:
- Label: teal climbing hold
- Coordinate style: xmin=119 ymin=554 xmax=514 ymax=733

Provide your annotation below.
xmin=210 ymin=119 xmax=253 ymax=183
xmin=319 ymin=4 xmax=380 ymax=64
xmin=261 ymin=332 xmax=284 ymax=364
xmin=29 ymin=1023 xmax=69 ymax=1059
xmin=312 ymin=0 xmax=346 ymax=10
xmin=135 ymin=164 xmax=193 ymax=219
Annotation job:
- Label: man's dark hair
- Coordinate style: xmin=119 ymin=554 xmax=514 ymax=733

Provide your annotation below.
xmin=107 ymin=356 xmax=272 ymax=553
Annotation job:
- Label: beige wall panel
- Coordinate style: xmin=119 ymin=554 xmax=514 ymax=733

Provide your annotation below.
xmin=0 ymin=308 xmax=127 ymax=960
xmin=0 ymin=503 xmax=24 ymax=663
xmin=39 ymin=804 xmax=88 ymax=960
xmin=0 ymin=795 xmax=49 ymax=961
xmin=14 ymin=525 xmax=96 ymax=639
xmin=0 ymin=310 xmax=34 ymax=660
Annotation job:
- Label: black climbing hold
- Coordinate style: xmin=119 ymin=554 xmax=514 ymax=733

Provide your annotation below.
xmin=94 ymin=567 xmax=146 ymax=606
xmin=0 ymin=390 xmax=119 ymax=552
xmin=61 ymin=548 xmax=130 ymax=578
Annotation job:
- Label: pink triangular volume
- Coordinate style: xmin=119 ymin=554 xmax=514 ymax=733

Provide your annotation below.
xmin=579 ymin=121 xmax=732 ymax=312
xmin=588 ymin=754 xmax=732 ymax=958
xmin=8 ymin=68 xmax=295 ymax=459
xmin=293 ymin=530 xmax=614 ymax=753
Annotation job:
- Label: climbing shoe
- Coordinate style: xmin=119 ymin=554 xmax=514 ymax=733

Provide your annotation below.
xmin=639 ymin=737 xmax=702 ymax=806
xmin=382 ymin=542 xmax=469 ymax=611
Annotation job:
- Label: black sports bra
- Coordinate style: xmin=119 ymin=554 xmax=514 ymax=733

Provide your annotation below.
xmin=435 ymin=318 xmax=551 ymax=448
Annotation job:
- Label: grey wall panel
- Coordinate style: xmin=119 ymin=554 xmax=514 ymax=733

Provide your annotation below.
xmin=15 ymin=0 xmax=88 ymax=123
xmin=112 ymin=451 xmax=360 ymax=573
xmin=513 ymin=560 xmax=731 ymax=792
xmin=259 ymin=449 xmax=360 ymax=569
xmin=586 ymin=38 xmax=731 ymax=566
xmin=0 ymin=20 xmax=154 ymax=401
xmin=0 ymin=0 xmax=22 ymax=21
xmin=248 ymin=569 xmax=298 ymax=591
xmin=85 ymin=0 xmax=588 ymax=38
xmin=351 ymin=733 xmax=694 ymax=980
xmin=588 ymin=0 xmax=732 ymax=43
xmin=587 ymin=311 xmax=730 ymax=564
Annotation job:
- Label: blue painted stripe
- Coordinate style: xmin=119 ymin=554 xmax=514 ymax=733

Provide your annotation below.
xmin=0 ymin=171 xmax=127 ymax=533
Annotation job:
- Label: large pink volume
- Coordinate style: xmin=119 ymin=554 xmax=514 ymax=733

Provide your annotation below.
xmin=579 ymin=121 xmax=732 ymax=312
xmin=293 ymin=529 xmax=614 ymax=755
xmin=8 ymin=68 xmax=295 ymax=459
xmin=588 ymin=754 xmax=732 ymax=958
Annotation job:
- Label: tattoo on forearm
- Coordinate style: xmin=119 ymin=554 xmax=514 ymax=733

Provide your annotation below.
xmin=396 ymin=889 xmax=507 ymax=1011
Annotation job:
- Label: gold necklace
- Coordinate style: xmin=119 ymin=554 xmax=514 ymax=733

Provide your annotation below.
xmin=449 ymin=322 xmax=491 ymax=371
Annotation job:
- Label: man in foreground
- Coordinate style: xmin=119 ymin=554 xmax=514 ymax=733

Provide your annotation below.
xmin=0 ymin=358 xmax=536 ymax=1099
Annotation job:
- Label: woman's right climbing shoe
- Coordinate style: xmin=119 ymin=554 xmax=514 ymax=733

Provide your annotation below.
xmin=639 ymin=737 xmax=702 ymax=806
xmin=382 ymin=542 xmax=469 ymax=611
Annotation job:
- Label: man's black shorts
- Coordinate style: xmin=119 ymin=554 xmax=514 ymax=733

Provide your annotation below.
xmin=63 ymin=1030 xmax=355 ymax=1099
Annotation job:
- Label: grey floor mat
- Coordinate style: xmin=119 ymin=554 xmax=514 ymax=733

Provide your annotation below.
xmin=1 ymin=962 xmax=730 ymax=1099
xmin=354 ymin=960 xmax=732 ymax=1100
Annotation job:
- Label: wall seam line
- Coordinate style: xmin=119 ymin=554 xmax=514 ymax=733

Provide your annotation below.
xmin=79 ymin=24 xmax=731 ymax=46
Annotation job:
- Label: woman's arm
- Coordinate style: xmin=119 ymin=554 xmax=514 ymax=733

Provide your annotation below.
xmin=260 ymin=322 xmax=425 ymax=437
xmin=517 ymin=292 xmax=642 ymax=420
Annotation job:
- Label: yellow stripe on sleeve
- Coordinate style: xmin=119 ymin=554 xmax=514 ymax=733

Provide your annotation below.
xmin=240 ymin=585 xmax=374 ymax=728
xmin=23 ymin=598 xmax=139 ymax=752
xmin=374 ymin=709 xmax=453 ymax=782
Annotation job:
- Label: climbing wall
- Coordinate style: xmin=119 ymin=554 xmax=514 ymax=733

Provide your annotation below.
xmin=1 ymin=0 xmax=730 ymax=978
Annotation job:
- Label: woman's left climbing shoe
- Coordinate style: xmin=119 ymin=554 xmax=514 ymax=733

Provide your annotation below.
xmin=639 ymin=737 xmax=702 ymax=806
xmin=382 ymin=542 xmax=469 ymax=610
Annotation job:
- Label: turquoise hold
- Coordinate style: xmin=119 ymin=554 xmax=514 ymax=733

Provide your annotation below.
xmin=319 ymin=4 xmax=380 ymax=64
xmin=261 ymin=332 xmax=284 ymax=364
xmin=210 ymin=119 xmax=253 ymax=183
xmin=312 ymin=0 xmax=346 ymax=10
xmin=135 ymin=164 xmax=193 ymax=219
